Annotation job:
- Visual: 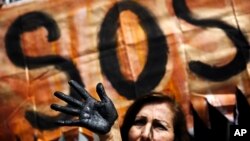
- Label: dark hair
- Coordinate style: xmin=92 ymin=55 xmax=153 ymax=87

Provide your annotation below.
xmin=120 ymin=92 xmax=190 ymax=141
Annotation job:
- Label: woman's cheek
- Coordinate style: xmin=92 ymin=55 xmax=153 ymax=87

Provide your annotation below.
xmin=154 ymin=131 xmax=174 ymax=141
xmin=128 ymin=126 xmax=141 ymax=140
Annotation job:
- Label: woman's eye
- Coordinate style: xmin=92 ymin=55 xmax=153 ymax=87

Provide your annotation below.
xmin=133 ymin=119 xmax=146 ymax=126
xmin=154 ymin=123 xmax=167 ymax=130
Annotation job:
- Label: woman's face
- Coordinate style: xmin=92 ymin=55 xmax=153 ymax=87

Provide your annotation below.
xmin=128 ymin=103 xmax=174 ymax=141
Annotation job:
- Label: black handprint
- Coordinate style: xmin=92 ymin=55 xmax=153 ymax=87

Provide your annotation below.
xmin=51 ymin=80 xmax=118 ymax=134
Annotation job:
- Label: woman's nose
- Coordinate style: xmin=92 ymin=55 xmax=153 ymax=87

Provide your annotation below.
xmin=141 ymin=124 xmax=153 ymax=140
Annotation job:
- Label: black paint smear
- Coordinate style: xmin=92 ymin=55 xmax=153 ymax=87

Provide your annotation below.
xmin=207 ymin=101 xmax=231 ymax=141
xmin=98 ymin=1 xmax=168 ymax=99
xmin=191 ymin=89 xmax=250 ymax=140
xmin=191 ymin=100 xmax=231 ymax=141
xmin=5 ymin=11 xmax=84 ymax=130
xmin=191 ymin=104 xmax=212 ymax=141
xmin=173 ymin=0 xmax=250 ymax=81
xmin=234 ymin=88 xmax=250 ymax=126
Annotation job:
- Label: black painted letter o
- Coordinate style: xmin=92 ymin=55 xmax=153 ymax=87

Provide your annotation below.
xmin=98 ymin=1 xmax=168 ymax=99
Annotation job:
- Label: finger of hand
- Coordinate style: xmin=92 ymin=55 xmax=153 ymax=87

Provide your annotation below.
xmin=56 ymin=119 xmax=81 ymax=126
xmin=68 ymin=80 xmax=93 ymax=100
xmin=51 ymin=104 xmax=80 ymax=115
xmin=54 ymin=91 xmax=83 ymax=107
xmin=96 ymin=83 xmax=109 ymax=102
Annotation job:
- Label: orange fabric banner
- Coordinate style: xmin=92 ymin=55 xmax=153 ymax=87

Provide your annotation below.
xmin=0 ymin=0 xmax=250 ymax=140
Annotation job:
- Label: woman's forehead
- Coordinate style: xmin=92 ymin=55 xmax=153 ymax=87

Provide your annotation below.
xmin=136 ymin=103 xmax=174 ymax=118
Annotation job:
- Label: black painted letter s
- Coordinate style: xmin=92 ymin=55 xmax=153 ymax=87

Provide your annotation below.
xmin=5 ymin=11 xmax=84 ymax=130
